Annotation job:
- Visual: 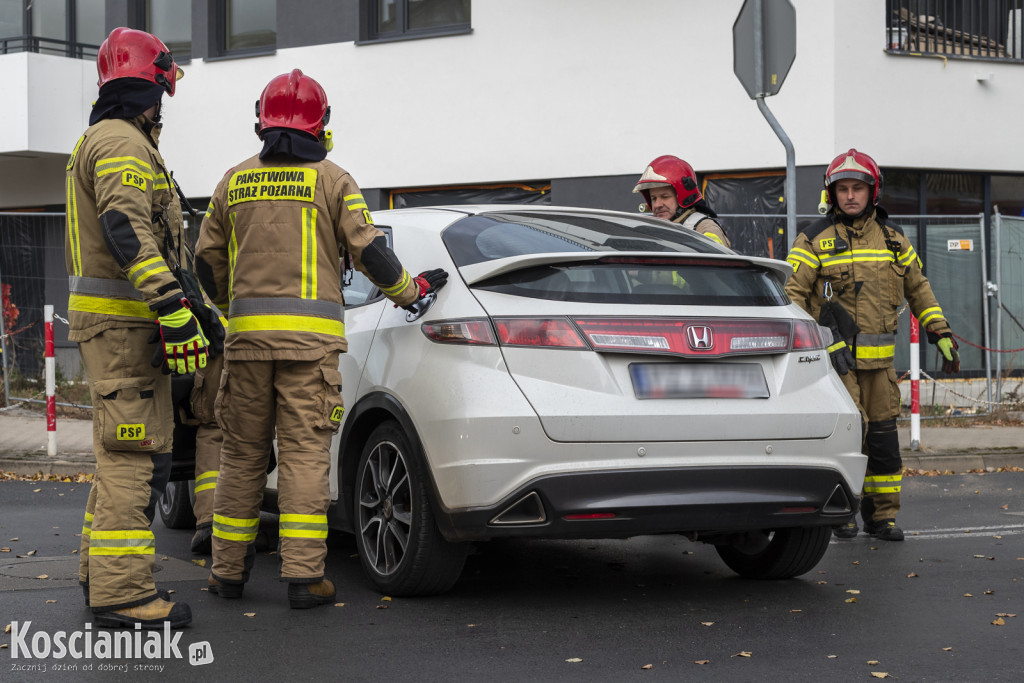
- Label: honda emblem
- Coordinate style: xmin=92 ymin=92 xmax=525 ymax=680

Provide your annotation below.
xmin=686 ymin=325 xmax=714 ymax=350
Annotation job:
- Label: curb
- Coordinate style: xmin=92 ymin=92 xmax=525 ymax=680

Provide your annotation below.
xmin=0 ymin=454 xmax=96 ymax=477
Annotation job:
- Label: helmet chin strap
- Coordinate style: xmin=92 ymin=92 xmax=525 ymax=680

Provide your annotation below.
xmin=670 ymin=205 xmax=686 ymax=221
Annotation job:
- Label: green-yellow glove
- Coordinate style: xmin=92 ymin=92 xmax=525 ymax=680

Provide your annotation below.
xmin=150 ymin=299 xmax=209 ymax=374
xmin=936 ymin=335 xmax=960 ymax=374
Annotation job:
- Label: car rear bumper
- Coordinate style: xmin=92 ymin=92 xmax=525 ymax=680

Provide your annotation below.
xmin=435 ymin=465 xmax=860 ymax=541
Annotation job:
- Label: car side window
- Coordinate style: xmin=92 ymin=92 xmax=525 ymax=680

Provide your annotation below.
xmin=342 ymin=226 xmax=390 ymax=308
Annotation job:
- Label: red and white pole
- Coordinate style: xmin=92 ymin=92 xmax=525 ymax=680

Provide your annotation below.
xmin=44 ymin=304 xmax=56 ymax=457
xmin=909 ymin=314 xmax=920 ymax=451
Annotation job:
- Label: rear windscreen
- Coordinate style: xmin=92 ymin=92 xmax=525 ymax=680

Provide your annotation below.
xmin=442 ymin=211 xmax=725 ymax=266
xmin=473 ymin=263 xmax=788 ymax=306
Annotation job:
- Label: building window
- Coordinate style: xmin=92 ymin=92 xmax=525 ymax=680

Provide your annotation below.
xmin=219 ymin=0 xmax=275 ymax=55
xmin=362 ymin=0 xmax=470 ymax=43
xmin=146 ymin=0 xmax=191 ymax=60
xmin=0 ymin=0 xmax=102 ymax=58
xmin=885 ymin=0 xmax=1024 ymax=62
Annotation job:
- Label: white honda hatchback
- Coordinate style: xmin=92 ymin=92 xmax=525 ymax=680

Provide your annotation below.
xmin=255 ymin=205 xmax=867 ymax=596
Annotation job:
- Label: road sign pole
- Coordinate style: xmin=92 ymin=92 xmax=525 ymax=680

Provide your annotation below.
xmin=756 ymin=98 xmax=796 ymax=249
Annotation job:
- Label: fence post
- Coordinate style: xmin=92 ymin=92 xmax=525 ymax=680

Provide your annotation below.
xmin=994 ymin=207 xmax=1003 ymax=403
xmin=0 ymin=260 xmax=8 ymax=408
xmin=979 ymin=212 xmax=993 ymax=410
xmin=910 ymin=315 xmax=920 ymax=451
xmin=45 ymin=304 xmax=56 ymax=456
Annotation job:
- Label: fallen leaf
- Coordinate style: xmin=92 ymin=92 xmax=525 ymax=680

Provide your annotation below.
xmin=192 ymin=558 xmax=206 ymax=567
xmin=846 ymin=589 xmax=861 ymax=594
xmin=9 ymin=538 xmax=19 ymax=541
xmin=45 ymin=600 xmax=56 ymax=604
xmin=71 ymin=549 xmax=78 ymax=554
xmin=871 ymin=673 xmax=890 ymax=679
xmin=827 ymin=654 xmax=837 ymax=659
xmin=789 ymin=609 xmax=802 ymax=613
xmin=334 ymin=603 xmax=345 ymax=607
xmin=985 ymin=590 xmax=994 ymax=595
xmin=816 ymin=581 xmax=828 ymax=585
xmin=867 ymin=660 xmax=880 ymax=665
xmin=200 ymin=587 xmax=209 ymax=592
xmin=731 ymin=651 xmax=752 ymax=658
xmin=1002 ymin=505 xmax=1010 ymax=510
xmin=701 ymin=621 xmax=714 ymax=626
xmin=641 ymin=664 xmax=653 ymax=670
xmin=964 ymin=593 xmax=974 ymax=597
xmin=942 ymin=647 xmax=953 ymax=651
xmin=36 ymin=574 xmax=48 ymax=579
xmin=244 ymin=612 xmax=256 ymax=618
xmin=26 ymin=550 xmax=36 ymax=556
xmin=694 ymin=660 xmax=709 ymax=665
xmin=0 ymin=548 xmax=9 ymax=552
xmin=565 ymin=658 xmax=582 ymax=663
xmin=906 ymin=572 xmax=918 ymax=578
xmin=992 ymin=617 xmax=1005 ymax=626
xmin=33 ymin=488 xmax=40 ymax=492
xmin=467 ymin=624 xmax=476 ymax=627
xmin=996 ymin=613 xmax=1016 ymax=618
xmin=4 ymin=624 xmax=11 ymax=633
xmin=381 ymin=596 xmax=392 ymax=602
xmin=0 ymin=644 xmax=7 ymax=649
xmin=852 ymin=561 xmax=860 ymax=565
xmin=376 ymin=604 xmax=388 ymax=610
xmin=974 ymin=555 xmax=986 ymax=558
xmin=845 ymin=598 xmax=857 ymax=603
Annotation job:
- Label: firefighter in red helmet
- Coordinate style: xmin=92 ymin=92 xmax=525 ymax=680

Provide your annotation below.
xmin=633 ymin=155 xmax=731 ymax=247
xmin=785 ymin=149 xmax=960 ymax=541
xmin=67 ymin=27 xmax=202 ymax=628
xmin=196 ymin=69 xmax=448 ymax=608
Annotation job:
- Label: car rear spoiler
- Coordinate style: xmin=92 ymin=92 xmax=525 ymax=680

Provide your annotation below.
xmin=459 ymin=251 xmax=793 ymax=288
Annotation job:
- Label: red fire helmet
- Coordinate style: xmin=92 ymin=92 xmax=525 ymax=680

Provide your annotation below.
xmin=825 ymin=148 xmax=882 ymax=205
xmin=256 ymin=69 xmax=331 ymax=140
xmin=632 ymin=155 xmax=703 ymax=210
xmin=96 ymin=27 xmax=183 ymax=96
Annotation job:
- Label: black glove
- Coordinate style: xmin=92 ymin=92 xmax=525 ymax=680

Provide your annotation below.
xmin=401 ymin=269 xmax=448 ymax=312
xmin=819 ymin=303 xmax=856 ymax=375
xmin=187 ymin=295 xmax=226 ymax=358
xmin=927 ymin=330 xmax=960 ymax=374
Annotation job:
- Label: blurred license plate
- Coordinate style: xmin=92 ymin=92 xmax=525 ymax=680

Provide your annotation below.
xmin=629 ymin=363 xmax=769 ymax=399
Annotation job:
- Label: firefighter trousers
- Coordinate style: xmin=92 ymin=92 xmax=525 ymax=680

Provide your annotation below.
xmin=76 ymin=326 xmax=173 ymax=612
xmin=190 ymin=352 xmax=224 ymax=531
xmin=840 ymin=365 xmax=903 ymax=521
xmin=211 ymin=353 xmax=343 ymax=585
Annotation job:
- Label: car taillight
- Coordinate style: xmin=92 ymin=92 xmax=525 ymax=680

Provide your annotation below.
xmin=421 ymin=319 xmax=496 ymax=345
xmin=493 ymin=318 xmax=588 ymax=348
xmin=791 ymin=319 xmax=828 ymax=350
xmin=573 ymin=318 xmax=795 ymax=357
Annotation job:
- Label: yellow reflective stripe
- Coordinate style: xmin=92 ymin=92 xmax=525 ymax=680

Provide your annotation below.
xmin=95 ymin=156 xmax=153 ymax=178
xmin=787 ymin=248 xmax=819 ymax=268
xmin=195 ymin=470 xmax=218 ymax=493
xmin=205 ymin=200 xmax=215 ymax=218
xmin=702 ymin=231 xmax=724 ymax=245
xmin=228 ymin=214 xmax=238 ymax=302
xmin=228 ymin=314 xmax=345 ymax=337
xmin=213 ymin=513 xmax=259 ymax=542
xmin=66 ymin=176 xmax=83 ymax=276
xmin=899 ymin=245 xmax=923 ymax=268
xmin=88 ymin=529 xmax=156 ymax=555
xmin=127 ymin=257 xmax=170 ymax=288
xmin=82 ymin=511 xmax=93 ymax=536
xmin=344 ymin=193 xmax=367 ymax=210
xmin=864 ymin=473 xmax=902 ymax=494
xmin=301 ymin=207 xmax=318 ymax=299
xmin=381 ymin=270 xmax=412 ymax=297
xmin=279 ymin=513 xmax=328 ymax=539
xmin=827 ymin=341 xmax=847 ymax=353
xmin=819 ymin=249 xmax=895 ymax=267
xmin=918 ymin=306 xmax=944 ymax=327
xmin=855 ymin=344 xmax=895 ymax=359
xmin=68 ymin=294 xmax=157 ymax=319
xmin=153 ymin=174 xmax=170 ymax=190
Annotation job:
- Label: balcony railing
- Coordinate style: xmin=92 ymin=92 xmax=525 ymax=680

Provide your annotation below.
xmin=886 ymin=0 xmax=1024 ymax=62
xmin=0 ymin=35 xmax=98 ymax=59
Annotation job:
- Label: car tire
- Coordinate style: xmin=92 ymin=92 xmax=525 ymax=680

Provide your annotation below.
xmin=715 ymin=526 xmax=832 ymax=579
xmin=353 ymin=420 xmax=468 ymax=596
xmin=158 ymin=480 xmax=197 ymax=530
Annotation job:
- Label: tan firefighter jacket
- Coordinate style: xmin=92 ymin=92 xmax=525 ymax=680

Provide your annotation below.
xmin=195 ymin=154 xmax=420 ymax=361
xmin=785 ymin=208 xmax=951 ymax=370
xmin=64 ymin=115 xmax=187 ymax=342
xmin=673 ymin=208 xmax=731 ymax=248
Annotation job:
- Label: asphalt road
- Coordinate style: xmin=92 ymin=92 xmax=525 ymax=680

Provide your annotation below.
xmin=2 ymin=473 xmax=1022 ymax=682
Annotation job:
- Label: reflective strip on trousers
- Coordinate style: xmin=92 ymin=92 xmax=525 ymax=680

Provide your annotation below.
xmin=864 ymin=473 xmax=902 ymax=494
xmin=279 ymin=513 xmax=328 ymax=539
xmin=81 ymin=511 xmax=93 ymax=537
xmin=855 ymin=332 xmax=896 ymax=360
xmin=195 ymin=470 xmax=218 ymax=493
xmin=213 ymin=513 xmax=259 ymax=542
xmin=88 ymin=529 xmax=156 ymax=556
